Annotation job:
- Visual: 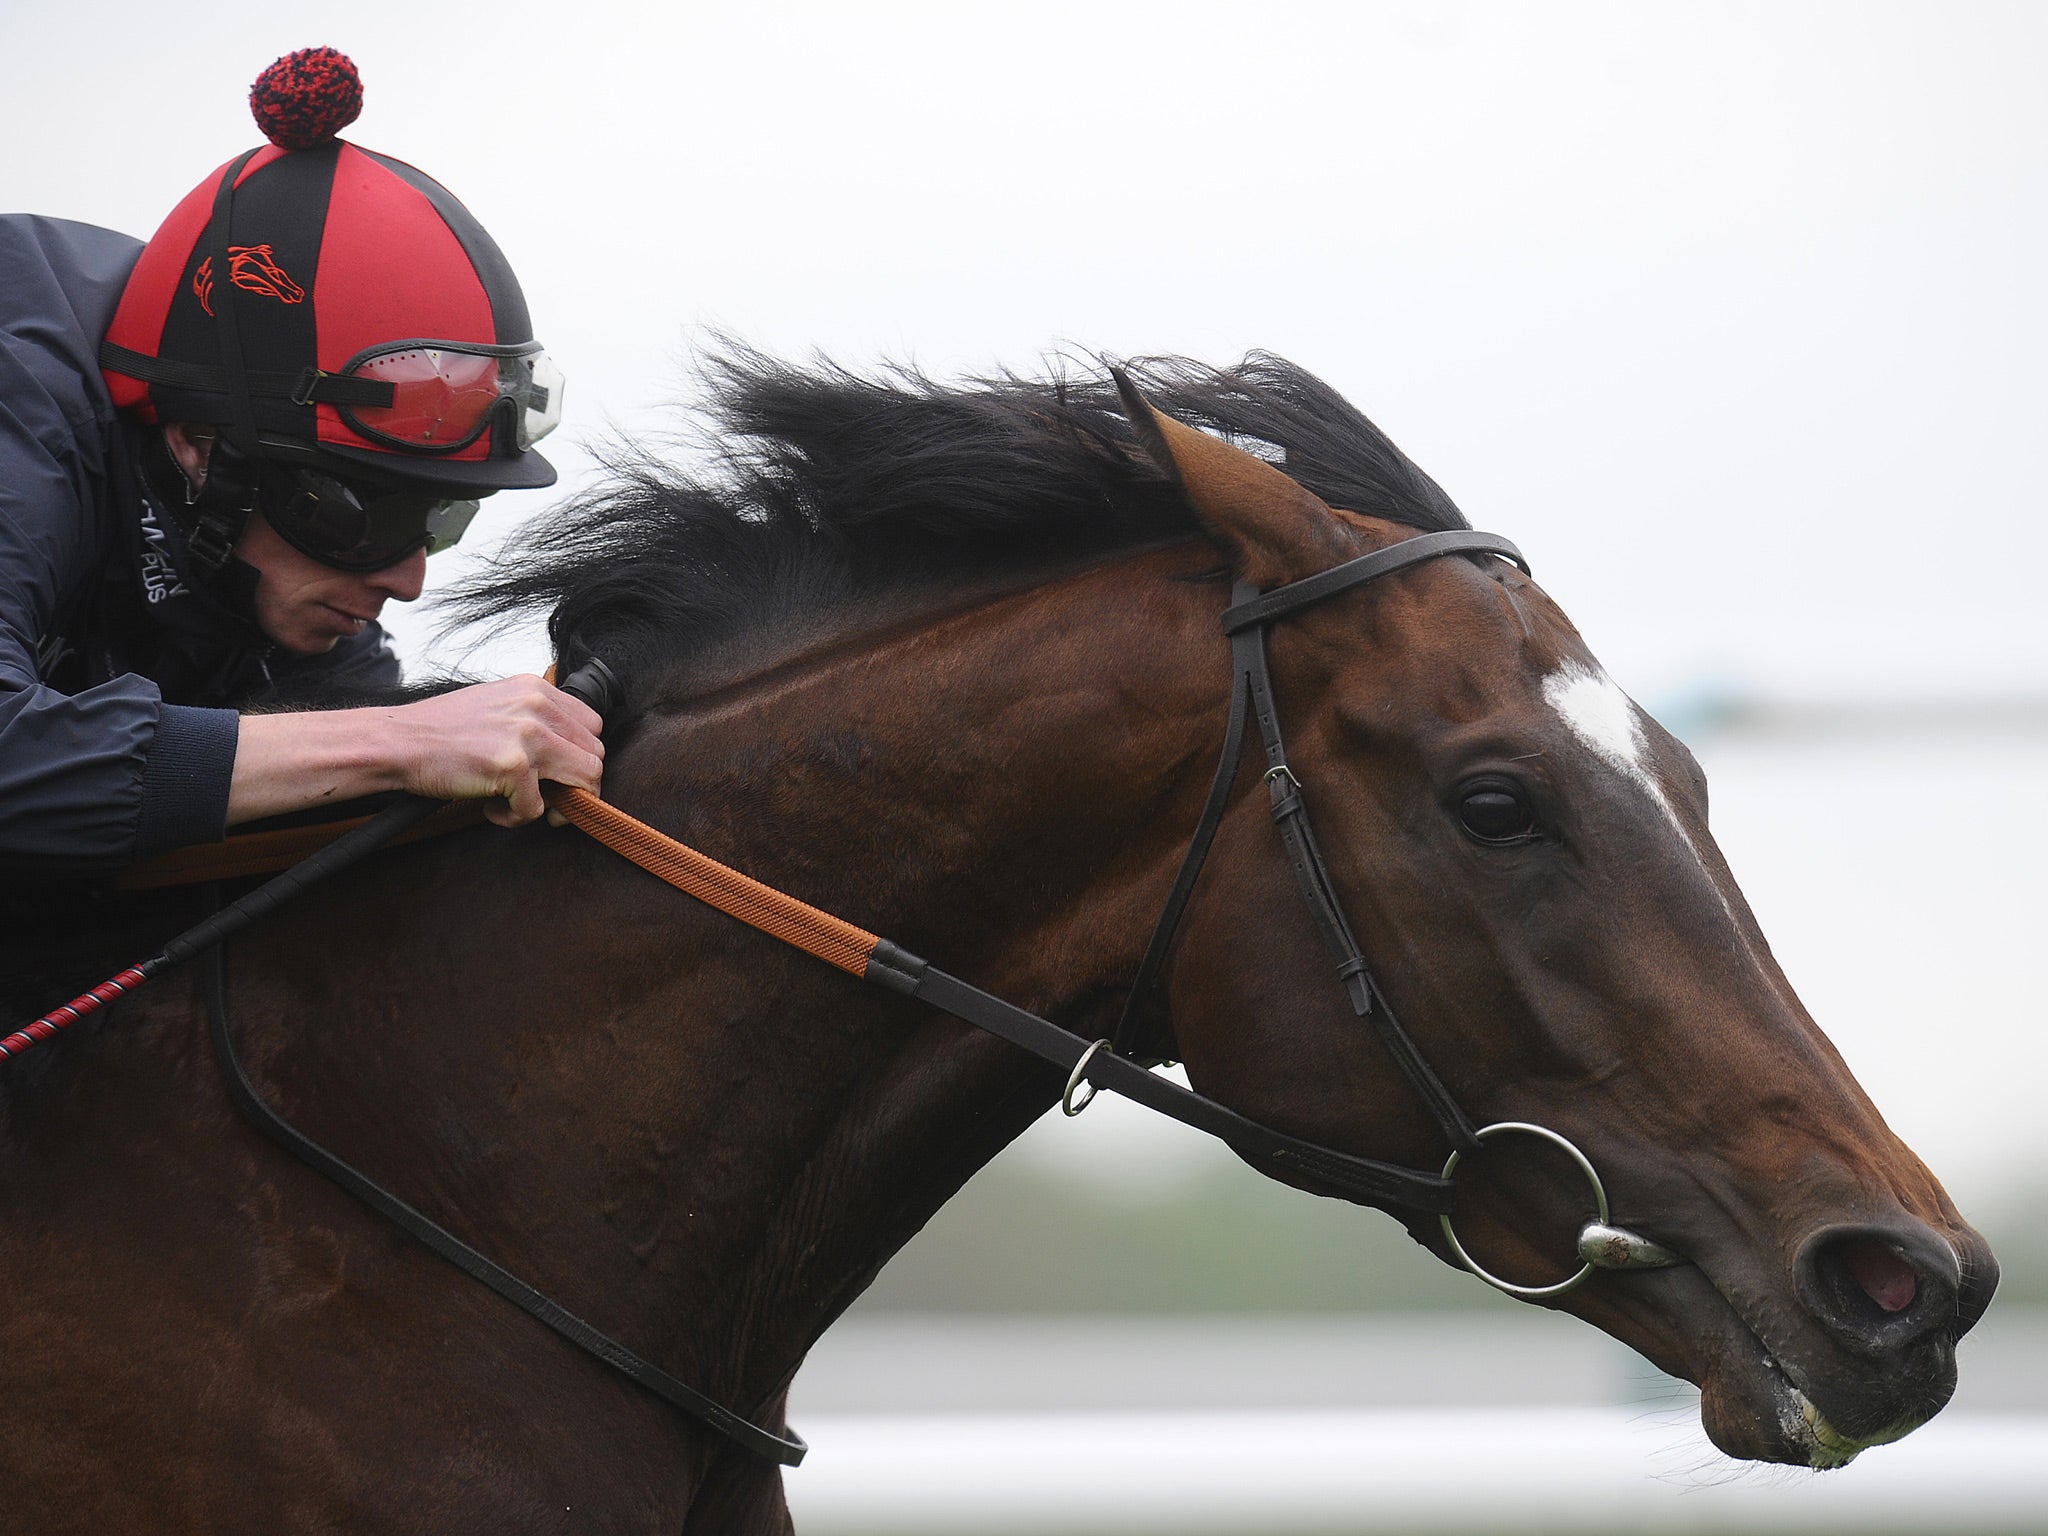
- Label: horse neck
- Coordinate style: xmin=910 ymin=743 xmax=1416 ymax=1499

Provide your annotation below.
xmin=241 ymin=539 xmax=1234 ymax=1438
xmin=629 ymin=540 xmax=1229 ymax=978
xmin=601 ymin=540 xmax=1234 ymax=1400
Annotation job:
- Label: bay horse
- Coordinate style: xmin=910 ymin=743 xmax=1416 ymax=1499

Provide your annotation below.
xmin=0 ymin=353 xmax=1995 ymax=1532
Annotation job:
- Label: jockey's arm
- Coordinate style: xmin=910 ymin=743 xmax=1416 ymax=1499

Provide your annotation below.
xmin=228 ymin=675 xmax=604 ymax=829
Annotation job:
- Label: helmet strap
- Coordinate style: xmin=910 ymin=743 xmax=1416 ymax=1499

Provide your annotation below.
xmin=180 ymin=149 xmax=279 ymax=634
xmin=147 ymin=430 xmax=266 ymax=629
xmin=182 ymin=440 xmax=257 ymax=580
xmin=203 ymin=150 xmax=265 ymax=467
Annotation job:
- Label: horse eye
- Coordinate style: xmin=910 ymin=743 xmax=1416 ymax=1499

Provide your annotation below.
xmin=1457 ymin=785 xmax=1536 ymax=844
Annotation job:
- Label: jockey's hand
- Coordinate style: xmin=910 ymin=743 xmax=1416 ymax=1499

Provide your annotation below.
xmin=228 ymin=675 xmax=605 ymax=830
xmin=385 ymin=675 xmax=605 ymax=826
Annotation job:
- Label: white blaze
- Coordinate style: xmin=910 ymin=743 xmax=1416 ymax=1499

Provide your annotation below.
xmin=1541 ymin=661 xmax=1762 ymax=976
xmin=1542 ymin=662 xmax=1671 ymax=816
xmin=1540 ymin=661 xmax=1717 ymax=877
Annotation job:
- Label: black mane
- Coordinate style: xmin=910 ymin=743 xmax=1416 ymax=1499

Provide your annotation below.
xmin=443 ymin=350 xmax=1468 ymax=697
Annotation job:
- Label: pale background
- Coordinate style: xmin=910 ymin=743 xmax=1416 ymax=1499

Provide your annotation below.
xmin=6 ymin=3 xmax=2044 ymax=1528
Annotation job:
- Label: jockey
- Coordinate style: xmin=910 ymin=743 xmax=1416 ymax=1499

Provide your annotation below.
xmin=0 ymin=48 xmax=601 ymax=875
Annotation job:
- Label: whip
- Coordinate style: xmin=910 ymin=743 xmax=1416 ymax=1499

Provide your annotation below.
xmin=2 ymin=660 xmax=620 ymax=1066
xmin=0 ymin=795 xmax=441 ymax=1063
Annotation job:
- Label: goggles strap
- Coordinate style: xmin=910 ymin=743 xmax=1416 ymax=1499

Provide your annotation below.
xmin=490 ymin=391 xmax=520 ymax=459
xmin=97 ymin=345 xmax=397 ymax=411
xmin=290 ymin=367 xmax=397 ymax=408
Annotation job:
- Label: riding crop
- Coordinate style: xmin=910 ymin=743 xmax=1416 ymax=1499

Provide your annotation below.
xmin=3 ymin=657 xmax=628 ymax=1067
xmin=0 ymin=794 xmax=444 ymax=1063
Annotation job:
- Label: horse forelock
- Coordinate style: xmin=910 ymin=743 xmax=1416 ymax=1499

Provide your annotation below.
xmin=439 ymin=349 xmax=1470 ymax=703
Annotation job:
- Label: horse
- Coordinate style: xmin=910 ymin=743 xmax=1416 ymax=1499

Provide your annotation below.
xmin=0 ymin=352 xmax=1996 ymax=1533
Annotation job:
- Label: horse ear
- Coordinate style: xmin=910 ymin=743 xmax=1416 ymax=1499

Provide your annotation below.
xmin=1111 ymin=367 xmax=1353 ymax=584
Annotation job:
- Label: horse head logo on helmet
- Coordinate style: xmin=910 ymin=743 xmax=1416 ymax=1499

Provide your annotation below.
xmin=191 ymin=245 xmax=307 ymax=317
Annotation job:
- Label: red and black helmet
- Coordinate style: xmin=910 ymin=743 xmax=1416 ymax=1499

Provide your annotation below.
xmin=101 ymin=48 xmax=560 ymax=493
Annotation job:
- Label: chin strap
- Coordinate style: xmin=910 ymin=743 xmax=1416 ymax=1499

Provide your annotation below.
xmin=179 ymin=438 xmax=260 ymax=579
xmin=139 ymin=425 xmax=267 ymax=632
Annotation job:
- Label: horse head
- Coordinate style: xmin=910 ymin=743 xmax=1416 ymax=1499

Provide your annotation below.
xmin=1115 ymin=379 xmax=1996 ymax=1467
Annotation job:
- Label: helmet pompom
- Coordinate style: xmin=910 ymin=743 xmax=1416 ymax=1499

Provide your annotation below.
xmin=249 ymin=46 xmax=364 ymax=151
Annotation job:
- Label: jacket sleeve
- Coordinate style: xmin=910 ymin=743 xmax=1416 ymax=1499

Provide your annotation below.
xmin=0 ymin=218 xmax=239 ymax=875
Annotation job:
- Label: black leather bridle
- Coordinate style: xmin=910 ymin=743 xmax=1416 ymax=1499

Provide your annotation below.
xmin=869 ymin=529 xmax=1537 ymax=1223
xmin=1110 ymin=529 xmax=1531 ymax=1147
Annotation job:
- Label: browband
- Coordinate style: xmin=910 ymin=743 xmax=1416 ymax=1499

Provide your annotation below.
xmin=1222 ymin=530 xmax=1528 ymax=634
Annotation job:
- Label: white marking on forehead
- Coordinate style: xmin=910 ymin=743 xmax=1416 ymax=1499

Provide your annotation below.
xmin=1541 ymin=662 xmax=1720 ymax=881
xmin=1543 ymin=662 xmax=1746 ymax=945
xmin=1542 ymin=662 xmax=1662 ymax=806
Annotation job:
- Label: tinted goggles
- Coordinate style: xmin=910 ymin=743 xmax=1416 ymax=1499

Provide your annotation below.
xmin=333 ymin=340 xmax=564 ymax=456
xmin=262 ymin=467 xmax=480 ymax=572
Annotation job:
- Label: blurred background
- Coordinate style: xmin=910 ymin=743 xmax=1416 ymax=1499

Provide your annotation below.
xmin=7 ymin=2 xmax=2044 ymax=1529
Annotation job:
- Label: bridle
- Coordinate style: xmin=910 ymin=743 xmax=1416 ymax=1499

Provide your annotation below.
xmin=9 ymin=524 xmax=1685 ymax=1471
xmin=1097 ymin=527 xmax=1686 ymax=1297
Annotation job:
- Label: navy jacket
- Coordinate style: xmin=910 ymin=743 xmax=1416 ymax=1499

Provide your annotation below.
xmin=0 ymin=215 xmax=399 ymax=875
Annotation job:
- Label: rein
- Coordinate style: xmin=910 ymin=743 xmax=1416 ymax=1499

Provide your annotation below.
xmin=195 ymin=534 xmax=1545 ymax=1471
xmin=548 ymin=785 xmax=1459 ymax=1215
xmin=197 ymin=935 xmax=810 ymax=1466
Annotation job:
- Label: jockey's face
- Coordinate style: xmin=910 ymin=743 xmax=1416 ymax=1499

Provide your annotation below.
xmin=234 ymin=511 xmax=428 ymax=655
xmin=162 ymin=422 xmax=429 ymax=656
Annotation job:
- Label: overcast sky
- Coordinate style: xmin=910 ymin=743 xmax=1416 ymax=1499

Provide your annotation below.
xmin=8 ymin=0 xmax=2044 ymax=698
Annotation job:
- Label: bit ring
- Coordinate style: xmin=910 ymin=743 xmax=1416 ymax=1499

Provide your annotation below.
xmin=1440 ymin=1121 xmax=1608 ymax=1299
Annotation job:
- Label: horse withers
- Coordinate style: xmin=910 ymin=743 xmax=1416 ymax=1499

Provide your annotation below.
xmin=0 ymin=354 xmax=1994 ymax=1531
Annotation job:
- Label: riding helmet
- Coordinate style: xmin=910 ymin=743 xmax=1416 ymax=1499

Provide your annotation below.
xmin=100 ymin=47 xmax=561 ymax=498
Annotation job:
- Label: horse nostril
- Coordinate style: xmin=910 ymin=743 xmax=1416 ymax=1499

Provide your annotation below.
xmin=1796 ymin=1223 xmax=1959 ymax=1355
xmin=1842 ymin=1236 xmax=1919 ymax=1314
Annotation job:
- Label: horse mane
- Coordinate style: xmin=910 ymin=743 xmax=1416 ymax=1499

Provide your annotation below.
xmin=442 ymin=349 xmax=1470 ymax=699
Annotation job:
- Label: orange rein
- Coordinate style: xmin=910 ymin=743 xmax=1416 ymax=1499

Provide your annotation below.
xmin=545 ymin=785 xmax=881 ymax=978
xmin=118 ymin=783 xmax=880 ymax=975
xmin=116 ymin=667 xmax=881 ymax=984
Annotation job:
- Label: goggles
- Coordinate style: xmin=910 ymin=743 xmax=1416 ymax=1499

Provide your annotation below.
xmin=261 ymin=466 xmax=481 ymax=572
xmin=329 ymin=339 xmax=565 ymax=457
